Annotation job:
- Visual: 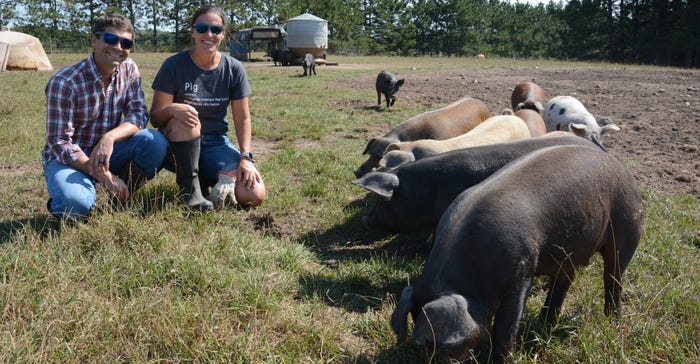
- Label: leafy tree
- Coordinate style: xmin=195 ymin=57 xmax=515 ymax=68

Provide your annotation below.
xmin=141 ymin=0 xmax=164 ymax=51
xmin=19 ymin=0 xmax=67 ymax=44
xmin=0 ymin=0 xmax=16 ymax=28
xmin=561 ymin=0 xmax=608 ymax=60
xmin=2 ymin=0 xmax=696 ymax=67
xmin=73 ymin=0 xmax=104 ymax=32
xmin=163 ymin=0 xmax=188 ymax=50
xmin=360 ymin=0 xmax=411 ymax=54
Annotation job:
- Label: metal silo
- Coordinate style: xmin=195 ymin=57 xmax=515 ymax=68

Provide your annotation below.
xmin=286 ymin=13 xmax=328 ymax=59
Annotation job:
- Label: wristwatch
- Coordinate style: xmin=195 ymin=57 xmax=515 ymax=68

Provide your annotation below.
xmin=240 ymin=151 xmax=254 ymax=162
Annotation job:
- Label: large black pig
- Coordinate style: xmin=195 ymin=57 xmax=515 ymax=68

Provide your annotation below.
xmin=391 ymin=145 xmax=644 ymax=362
xmin=271 ymin=49 xmax=294 ymax=66
xmin=376 ymin=70 xmax=405 ymax=108
xmin=352 ymin=135 xmax=600 ymax=232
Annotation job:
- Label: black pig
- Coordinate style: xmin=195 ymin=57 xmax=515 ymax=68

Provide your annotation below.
xmin=353 ymin=135 xmax=599 ymax=232
xmin=272 ymin=49 xmax=294 ymax=66
xmin=376 ymin=71 xmax=405 ymax=108
xmin=391 ymin=145 xmax=644 ymax=362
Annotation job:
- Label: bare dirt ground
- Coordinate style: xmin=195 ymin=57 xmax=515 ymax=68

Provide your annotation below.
xmin=328 ymin=65 xmax=700 ymax=198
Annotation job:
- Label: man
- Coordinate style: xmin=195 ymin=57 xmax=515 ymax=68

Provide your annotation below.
xmin=42 ymin=13 xmax=168 ymax=221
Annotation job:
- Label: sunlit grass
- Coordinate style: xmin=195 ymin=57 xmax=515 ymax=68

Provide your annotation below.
xmin=0 ymin=53 xmax=697 ymax=362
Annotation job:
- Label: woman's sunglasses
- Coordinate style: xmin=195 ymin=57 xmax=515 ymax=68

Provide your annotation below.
xmin=94 ymin=32 xmax=134 ymax=50
xmin=193 ymin=23 xmax=224 ymax=35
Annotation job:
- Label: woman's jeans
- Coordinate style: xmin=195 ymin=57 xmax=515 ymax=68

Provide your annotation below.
xmin=44 ymin=129 xmax=168 ymax=221
xmin=198 ymin=133 xmax=242 ymax=188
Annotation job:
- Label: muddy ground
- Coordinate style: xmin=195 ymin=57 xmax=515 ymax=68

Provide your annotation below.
xmin=329 ymin=65 xmax=700 ymax=199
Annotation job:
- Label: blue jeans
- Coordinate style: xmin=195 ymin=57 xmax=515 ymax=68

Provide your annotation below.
xmin=44 ymin=129 xmax=169 ymax=221
xmin=198 ymin=133 xmax=242 ymax=188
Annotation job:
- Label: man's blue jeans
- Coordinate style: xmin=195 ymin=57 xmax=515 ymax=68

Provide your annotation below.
xmin=44 ymin=129 xmax=168 ymax=221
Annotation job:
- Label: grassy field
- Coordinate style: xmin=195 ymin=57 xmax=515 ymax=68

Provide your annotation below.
xmin=0 ymin=52 xmax=698 ymax=363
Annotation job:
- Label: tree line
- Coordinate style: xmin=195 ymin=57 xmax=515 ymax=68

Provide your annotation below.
xmin=1 ymin=0 xmax=698 ymax=67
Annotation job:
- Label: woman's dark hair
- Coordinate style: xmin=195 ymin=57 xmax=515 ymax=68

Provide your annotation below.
xmin=190 ymin=4 xmax=227 ymax=28
xmin=92 ymin=13 xmax=134 ymax=38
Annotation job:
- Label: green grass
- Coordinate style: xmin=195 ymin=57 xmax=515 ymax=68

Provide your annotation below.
xmin=0 ymin=53 xmax=698 ymax=362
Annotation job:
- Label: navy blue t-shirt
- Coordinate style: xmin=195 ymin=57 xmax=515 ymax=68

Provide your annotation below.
xmin=152 ymin=51 xmax=251 ymax=135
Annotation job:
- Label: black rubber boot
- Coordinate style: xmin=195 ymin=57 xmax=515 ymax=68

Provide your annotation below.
xmin=170 ymin=138 xmax=213 ymax=211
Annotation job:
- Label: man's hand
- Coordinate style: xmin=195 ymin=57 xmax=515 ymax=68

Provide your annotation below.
xmin=208 ymin=170 xmax=237 ymax=208
xmin=91 ymin=134 xmax=116 ymax=172
xmin=100 ymin=171 xmax=129 ymax=202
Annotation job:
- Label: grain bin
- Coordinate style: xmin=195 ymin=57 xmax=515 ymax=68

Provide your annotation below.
xmin=286 ymin=13 xmax=328 ymax=59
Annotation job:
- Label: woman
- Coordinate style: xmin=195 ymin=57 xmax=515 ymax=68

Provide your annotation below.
xmin=150 ymin=4 xmax=265 ymax=210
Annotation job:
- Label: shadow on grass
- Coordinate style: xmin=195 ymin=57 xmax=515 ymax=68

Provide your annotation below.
xmin=297 ymin=194 xmax=433 ymax=260
xmin=0 ymin=186 xmax=177 ymax=246
xmin=368 ymin=338 xmax=496 ymax=364
xmin=294 ymin=194 xmax=433 ymax=313
xmin=361 ymin=105 xmax=382 ymax=112
xmin=0 ymin=215 xmax=63 ymax=245
xmin=370 ymin=344 xmax=471 ymax=364
xmin=517 ymin=314 xmax=578 ymax=360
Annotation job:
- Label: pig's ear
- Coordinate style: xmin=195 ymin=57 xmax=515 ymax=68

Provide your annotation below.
xmin=534 ymin=101 xmax=544 ymax=113
xmin=597 ymin=116 xmax=614 ymax=126
xmin=379 ymin=150 xmax=414 ymax=170
xmin=568 ymin=123 xmax=587 ymax=136
xmin=390 ymin=286 xmax=414 ymax=346
xmin=386 ymin=143 xmax=401 ymax=152
xmin=361 ymin=139 xmax=377 ymax=155
xmin=351 ymin=172 xmax=399 ymax=200
xmin=365 ymin=138 xmax=393 ymax=156
xmin=600 ymin=123 xmax=620 ymax=136
xmin=397 ymin=79 xmax=405 ymax=86
xmin=412 ymin=294 xmax=480 ymax=347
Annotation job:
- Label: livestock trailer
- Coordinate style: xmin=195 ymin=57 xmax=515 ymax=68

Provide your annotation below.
xmin=230 ymin=27 xmax=285 ymax=61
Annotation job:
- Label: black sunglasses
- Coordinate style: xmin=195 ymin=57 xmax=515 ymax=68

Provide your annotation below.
xmin=193 ymin=23 xmax=224 ymax=35
xmin=95 ymin=32 xmax=134 ymax=50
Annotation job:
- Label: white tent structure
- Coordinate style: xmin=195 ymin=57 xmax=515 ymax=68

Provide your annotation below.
xmin=0 ymin=30 xmax=53 ymax=71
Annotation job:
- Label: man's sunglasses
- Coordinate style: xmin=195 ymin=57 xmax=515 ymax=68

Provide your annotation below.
xmin=193 ymin=23 xmax=225 ymax=35
xmin=94 ymin=32 xmax=134 ymax=50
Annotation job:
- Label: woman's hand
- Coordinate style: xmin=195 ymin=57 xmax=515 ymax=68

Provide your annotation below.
xmin=168 ymin=103 xmax=200 ymax=128
xmin=237 ymin=159 xmax=262 ymax=190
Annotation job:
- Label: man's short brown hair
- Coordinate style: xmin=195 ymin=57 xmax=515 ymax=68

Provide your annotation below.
xmin=92 ymin=13 xmax=134 ymax=38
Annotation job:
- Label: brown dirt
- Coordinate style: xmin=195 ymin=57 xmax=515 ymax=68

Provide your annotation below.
xmin=330 ymin=65 xmax=700 ymax=198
